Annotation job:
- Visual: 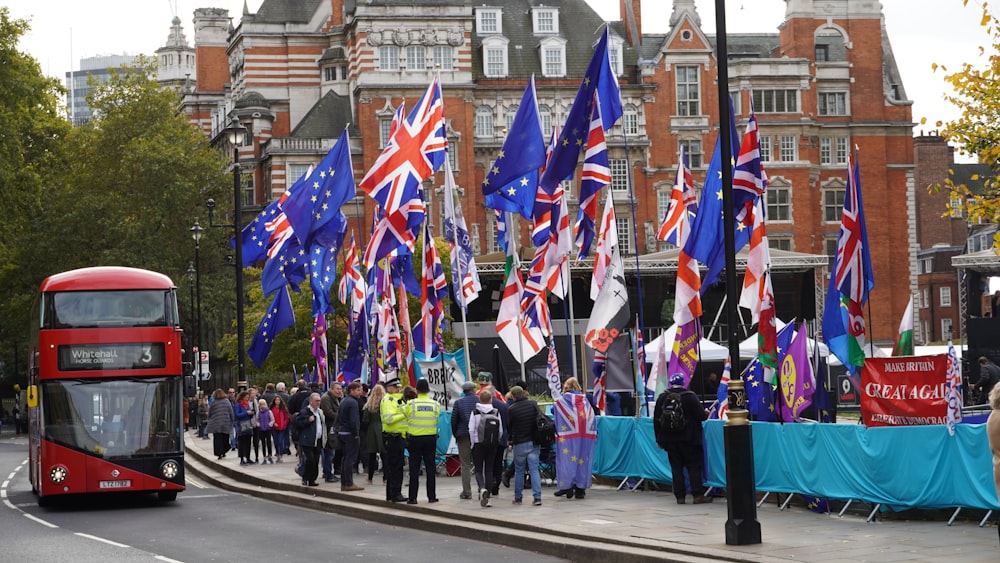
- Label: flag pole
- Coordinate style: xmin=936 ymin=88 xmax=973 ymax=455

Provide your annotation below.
xmin=562 ymin=264 xmax=578 ymax=380
xmin=512 ymin=213 xmax=527 ymax=383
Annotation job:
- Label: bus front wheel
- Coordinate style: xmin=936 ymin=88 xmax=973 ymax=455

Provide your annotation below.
xmin=157 ymin=491 xmax=177 ymax=502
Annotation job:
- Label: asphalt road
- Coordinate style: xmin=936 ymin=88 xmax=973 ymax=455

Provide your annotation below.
xmin=0 ymin=433 xmax=568 ymax=562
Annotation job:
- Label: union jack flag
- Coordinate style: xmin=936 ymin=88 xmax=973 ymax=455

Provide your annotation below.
xmin=414 ymin=223 xmax=447 ymax=357
xmin=338 ymin=232 xmax=366 ymax=318
xmin=531 ymin=125 xmax=560 ymax=246
xmin=656 ymin=146 xmax=695 ymax=245
xmin=732 ymin=111 xmax=767 ymax=226
xmin=397 ymin=282 xmax=414 ymax=387
xmin=442 ymin=157 xmax=481 ymax=308
xmin=494 ymin=208 xmax=510 ymax=254
xmin=360 ymin=78 xmax=445 ymax=217
xmin=554 ymin=392 xmax=598 ymax=442
xmin=833 ymin=148 xmax=874 ymax=368
xmin=521 ymin=244 xmax=553 ymax=337
xmin=575 ymin=93 xmax=611 ymax=260
xmin=362 ymin=196 xmax=425 ymax=269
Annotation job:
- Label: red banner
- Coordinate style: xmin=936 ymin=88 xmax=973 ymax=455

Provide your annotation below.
xmin=860 ymin=355 xmax=949 ymax=427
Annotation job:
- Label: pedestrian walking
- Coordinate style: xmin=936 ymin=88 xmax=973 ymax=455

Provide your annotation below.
xmin=469 ymin=388 xmax=502 ymax=507
xmin=338 ymin=381 xmax=365 ymax=492
xmin=206 ymin=388 xmax=235 ymax=460
xmin=653 ymin=373 xmax=711 ymax=504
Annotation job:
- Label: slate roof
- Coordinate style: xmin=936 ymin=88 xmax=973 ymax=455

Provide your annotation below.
xmin=289 ymin=90 xmax=360 ymax=138
xmin=246 ymin=0 xmax=324 ymax=24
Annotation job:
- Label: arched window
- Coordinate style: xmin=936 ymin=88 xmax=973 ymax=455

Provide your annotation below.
xmin=475 ymin=106 xmax=494 ymax=138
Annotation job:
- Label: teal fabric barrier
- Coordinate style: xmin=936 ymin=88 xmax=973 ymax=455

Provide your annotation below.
xmin=437 ymin=414 xmax=998 ymax=510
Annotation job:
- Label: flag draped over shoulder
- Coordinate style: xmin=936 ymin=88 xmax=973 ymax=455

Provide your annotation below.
xmin=946 ymin=339 xmax=963 ymax=435
xmin=540 ymin=26 xmax=621 ymax=192
xmin=247 ymin=285 xmax=296 ymax=367
xmin=892 ymin=295 xmax=914 ymax=356
xmin=778 ymin=322 xmax=814 ymax=421
xmin=823 ymin=149 xmax=874 ymax=381
xmin=553 ymin=392 xmax=597 ymax=490
xmin=442 ymin=157 xmax=481 ymax=308
xmin=483 ymin=77 xmax=546 ymax=219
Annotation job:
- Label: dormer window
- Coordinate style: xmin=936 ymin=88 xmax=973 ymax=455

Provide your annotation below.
xmin=482 ymin=36 xmax=509 ymax=78
xmin=539 ymin=37 xmax=566 ymax=78
xmin=533 ymin=8 xmax=558 ymax=34
xmin=477 ymin=8 xmax=502 ymax=34
xmin=608 ymin=35 xmax=624 ymax=76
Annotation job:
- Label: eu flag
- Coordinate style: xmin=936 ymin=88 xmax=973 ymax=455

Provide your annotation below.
xmin=239 ymin=198 xmax=281 ymax=267
xmin=248 ymin=285 xmax=296 ymax=367
xmin=261 ymin=236 xmax=307 ymax=297
xmin=483 ymin=77 xmax=545 ymax=219
xmin=282 ymin=130 xmax=356 ymax=246
xmin=539 ymin=26 xmax=621 ymax=193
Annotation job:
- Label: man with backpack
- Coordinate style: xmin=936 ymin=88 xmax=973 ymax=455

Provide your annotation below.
xmin=506 ymin=386 xmax=543 ymax=506
xmin=653 ymin=373 xmax=711 ymax=505
xmin=468 ymin=388 xmax=502 ymax=507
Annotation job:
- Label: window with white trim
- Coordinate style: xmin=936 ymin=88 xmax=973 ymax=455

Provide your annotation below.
xmin=818 ymin=91 xmax=848 ymax=116
xmin=477 ymin=9 xmax=502 ymax=34
xmin=448 ymin=143 xmax=458 ymax=171
xmin=471 ymin=223 xmax=481 ymax=254
xmin=379 ymin=45 xmax=399 ymax=71
xmin=533 ymin=8 xmax=558 ymax=34
xmin=769 ymin=237 xmax=792 ymax=251
xmin=616 ymin=216 xmax=631 ymax=255
xmin=679 ymin=139 xmax=702 ymax=168
xmin=539 ymin=105 xmax=553 ymax=137
xmin=405 ymin=45 xmax=426 ymax=70
xmin=505 ymin=104 xmax=519 ymax=131
xmin=379 ymin=119 xmax=393 ymax=147
xmin=779 ymin=135 xmax=797 ymax=162
xmin=287 ymin=164 xmax=311 ymax=185
xmin=922 ymin=288 xmax=930 ymax=311
xmin=541 ymin=41 xmax=565 ymax=77
xmin=433 ymin=45 xmax=453 ymax=70
xmin=824 ymin=236 xmax=838 ymax=259
xmin=488 ymin=215 xmax=505 ymax=253
xmin=610 ymin=159 xmax=629 ymax=193
xmin=676 ymin=65 xmax=700 ymax=116
xmin=941 ymin=317 xmax=953 ymax=341
xmin=823 ymin=186 xmax=845 ymax=222
xmin=759 ymin=135 xmax=772 ymax=163
xmin=475 ymin=106 xmax=494 ymax=138
xmin=766 ymin=182 xmax=791 ymax=221
xmin=623 ymin=104 xmax=639 ymax=136
xmin=483 ymin=38 xmax=509 ymax=78
xmin=940 ymin=286 xmax=952 ymax=307
xmin=752 ymin=89 xmax=798 ymax=113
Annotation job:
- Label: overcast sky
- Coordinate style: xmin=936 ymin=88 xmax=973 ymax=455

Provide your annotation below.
xmin=12 ymin=0 xmax=989 ymax=138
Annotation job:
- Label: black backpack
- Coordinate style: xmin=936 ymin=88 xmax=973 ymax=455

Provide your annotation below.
xmin=289 ymin=411 xmax=302 ymax=442
xmin=477 ymin=409 xmax=501 ymax=447
xmin=658 ymin=391 xmax=687 ymax=433
xmin=534 ymin=413 xmax=556 ymax=447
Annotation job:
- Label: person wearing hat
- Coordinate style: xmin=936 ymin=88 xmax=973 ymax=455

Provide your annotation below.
xmin=653 ymin=373 xmax=710 ymax=505
xmin=380 ymin=375 xmax=408 ymax=502
xmin=403 ymin=378 xmax=441 ymax=504
xmin=477 ymin=371 xmax=506 ymax=403
xmin=451 ymin=379 xmax=480 ymax=499
xmin=507 ymin=386 xmax=543 ymax=506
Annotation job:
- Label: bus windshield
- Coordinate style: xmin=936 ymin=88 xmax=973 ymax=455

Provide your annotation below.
xmin=46 ymin=290 xmax=176 ymax=328
xmin=41 ymin=378 xmax=182 ymax=458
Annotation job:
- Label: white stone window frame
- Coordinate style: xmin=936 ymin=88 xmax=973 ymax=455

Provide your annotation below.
xmin=532 ymin=8 xmax=558 ymax=34
xmin=433 ymin=45 xmax=454 ymax=70
xmin=379 ymin=45 xmax=400 ymax=71
xmin=821 ymin=177 xmax=847 ymax=223
xmin=477 ymin=8 xmax=502 ymax=35
xmin=539 ymin=37 xmax=567 ymax=78
xmin=765 ymin=176 xmax=792 ymax=223
xmin=405 ymin=45 xmax=426 ymax=71
xmin=474 ymin=105 xmax=495 ymax=138
xmin=482 ymin=36 xmax=509 ymax=78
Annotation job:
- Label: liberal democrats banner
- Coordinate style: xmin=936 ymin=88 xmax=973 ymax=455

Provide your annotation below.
xmin=860 ymin=355 xmax=949 ymax=427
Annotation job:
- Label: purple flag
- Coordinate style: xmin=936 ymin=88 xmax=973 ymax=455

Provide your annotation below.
xmin=553 ymin=392 xmax=597 ymax=490
xmin=667 ymin=319 xmax=701 ymax=387
xmin=778 ymin=323 xmax=814 ymax=421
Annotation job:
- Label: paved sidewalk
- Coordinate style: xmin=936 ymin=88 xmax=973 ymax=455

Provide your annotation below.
xmin=183 ymin=430 xmax=996 ymax=562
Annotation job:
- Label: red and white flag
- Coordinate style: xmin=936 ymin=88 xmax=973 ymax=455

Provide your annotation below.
xmin=590 ymin=190 xmax=618 ymax=300
xmin=497 ymin=259 xmax=545 ymax=363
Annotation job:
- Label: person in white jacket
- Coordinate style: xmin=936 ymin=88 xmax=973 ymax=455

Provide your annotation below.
xmin=468 ymin=389 xmax=501 ymax=507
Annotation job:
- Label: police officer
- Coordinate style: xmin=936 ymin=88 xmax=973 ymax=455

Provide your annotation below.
xmin=380 ymin=375 xmax=408 ymax=503
xmin=404 ymin=378 xmax=441 ymax=504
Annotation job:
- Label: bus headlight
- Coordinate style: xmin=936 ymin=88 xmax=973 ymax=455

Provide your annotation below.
xmin=160 ymin=460 xmax=179 ymax=479
xmin=49 ymin=465 xmax=68 ymax=483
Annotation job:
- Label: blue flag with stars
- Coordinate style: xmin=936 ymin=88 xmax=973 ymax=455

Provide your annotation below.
xmin=248 ymin=284 xmax=296 ymax=367
xmin=239 ymin=198 xmax=281 ymax=267
xmin=483 ymin=77 xmax=545 ymax=219
xmin=282 ymin=129 xmax=356 ymax=246
xmin=261 ymin=236 xmax=307 ymax=297
xmin=308 ymin=213 xmax=348 ymax=315
xmin=745 ymin=321 xmax=797 ymax=421
xmin=539 ymin=26 xmax=622 ymax=193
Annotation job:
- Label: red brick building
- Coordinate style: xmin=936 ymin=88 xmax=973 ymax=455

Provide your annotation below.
xmin=174 ymin=0 xmax=915 ymax=345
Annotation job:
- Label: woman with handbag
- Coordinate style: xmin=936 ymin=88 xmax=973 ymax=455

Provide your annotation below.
xmin=206 ymin=388 xmax=235 ymax=460
xmin=234 ymin=391 xmax=254 ymax=465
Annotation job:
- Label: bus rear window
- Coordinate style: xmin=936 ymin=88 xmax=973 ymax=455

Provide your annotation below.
xmin=45 ymin=290 xmax=174 ymax=329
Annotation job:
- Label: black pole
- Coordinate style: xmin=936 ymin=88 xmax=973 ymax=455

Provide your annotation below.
xmin=195 ymin=238 xmax=203 ymax=385
xmin=233 ymin=145 xmax=247 ymax=390
xmin=716 ymin=0 xmax=762 ymax=546
xmin=188 ymin=263 xmax=196 ymax=372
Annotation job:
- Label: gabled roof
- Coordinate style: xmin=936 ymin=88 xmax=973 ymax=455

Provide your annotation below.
xmin=290 ymin=91 xmax=360 ymax=138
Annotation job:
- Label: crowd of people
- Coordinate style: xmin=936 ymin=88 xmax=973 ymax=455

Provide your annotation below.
xmin=190 ymin=369 xmax=717 ymax=511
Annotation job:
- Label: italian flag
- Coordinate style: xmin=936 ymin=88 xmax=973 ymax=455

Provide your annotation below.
xmin=892 ymin=296 xmax=914 ymax=356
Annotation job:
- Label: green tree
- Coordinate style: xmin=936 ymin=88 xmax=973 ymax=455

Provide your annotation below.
xmin=935 ymin=0 xmax=1000 ymax=239
xmin=0 ymin=8 xmax=71 ymax=387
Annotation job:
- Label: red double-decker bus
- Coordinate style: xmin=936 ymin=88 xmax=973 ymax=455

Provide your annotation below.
xmin=28 ymin=266 xmax=186 ymax=504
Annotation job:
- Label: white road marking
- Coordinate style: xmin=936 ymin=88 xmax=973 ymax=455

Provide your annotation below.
xmin=185 ymin=476 xmax=207 ymax=489
xmin=154 ymin=556 xmax=185 ymax=563
xmin=23 ymin=513 xmax=58 ymax=528
xmin=75 ymin=533 xmax=130 ymax=548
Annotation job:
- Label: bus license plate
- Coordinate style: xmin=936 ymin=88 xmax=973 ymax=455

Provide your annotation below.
xmin=99 ymin=480 xmax=131 ymax=489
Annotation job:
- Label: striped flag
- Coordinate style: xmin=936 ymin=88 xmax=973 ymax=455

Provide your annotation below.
xmin=545 ymin=339 xmax=563 ymax=402
xmin=713 ymin=356 xmax=732 ymax=420
xmin=892 ymin=296 xmax=914 ymax=356
xmin=413 ymin=223 xmax=447 ymax=357
xmin=732 ymin=111 xmax=767 ymax=227
xmin=575 ymin=92 xmax=611 ymax=260
xmin=592 ymin=350 xmax=607 ymax=413
xmin=496 ymin=254 xmax=545 ymax=363
xmin=590 ymin=190 xmax=618 ymax=301
xmin=442 ymin=157 xmax=481 ymax=308
xmin=656 ymin=146 xmax=695 ymax=245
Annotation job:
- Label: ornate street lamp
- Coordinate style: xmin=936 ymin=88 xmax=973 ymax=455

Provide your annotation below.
xmin=186 ymin=261 xmax=197 ymax=377
xmin=190 ymin=219 xmax=204 ymax=383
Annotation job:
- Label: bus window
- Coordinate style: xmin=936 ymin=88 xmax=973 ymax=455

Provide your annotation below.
xmin=49 ymin=290 xmax=172 ymax=328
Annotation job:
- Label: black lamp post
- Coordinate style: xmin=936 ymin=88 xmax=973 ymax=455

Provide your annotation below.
xmin=190 ymin=219 xmax=204 ymax=382
xmin=186 ymin=261 xmax=197 ymax=377
xmin=223 ymin=116 xmax=248 ymax=389
xmin=715 ymin=0 xmax=761 ymax=546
